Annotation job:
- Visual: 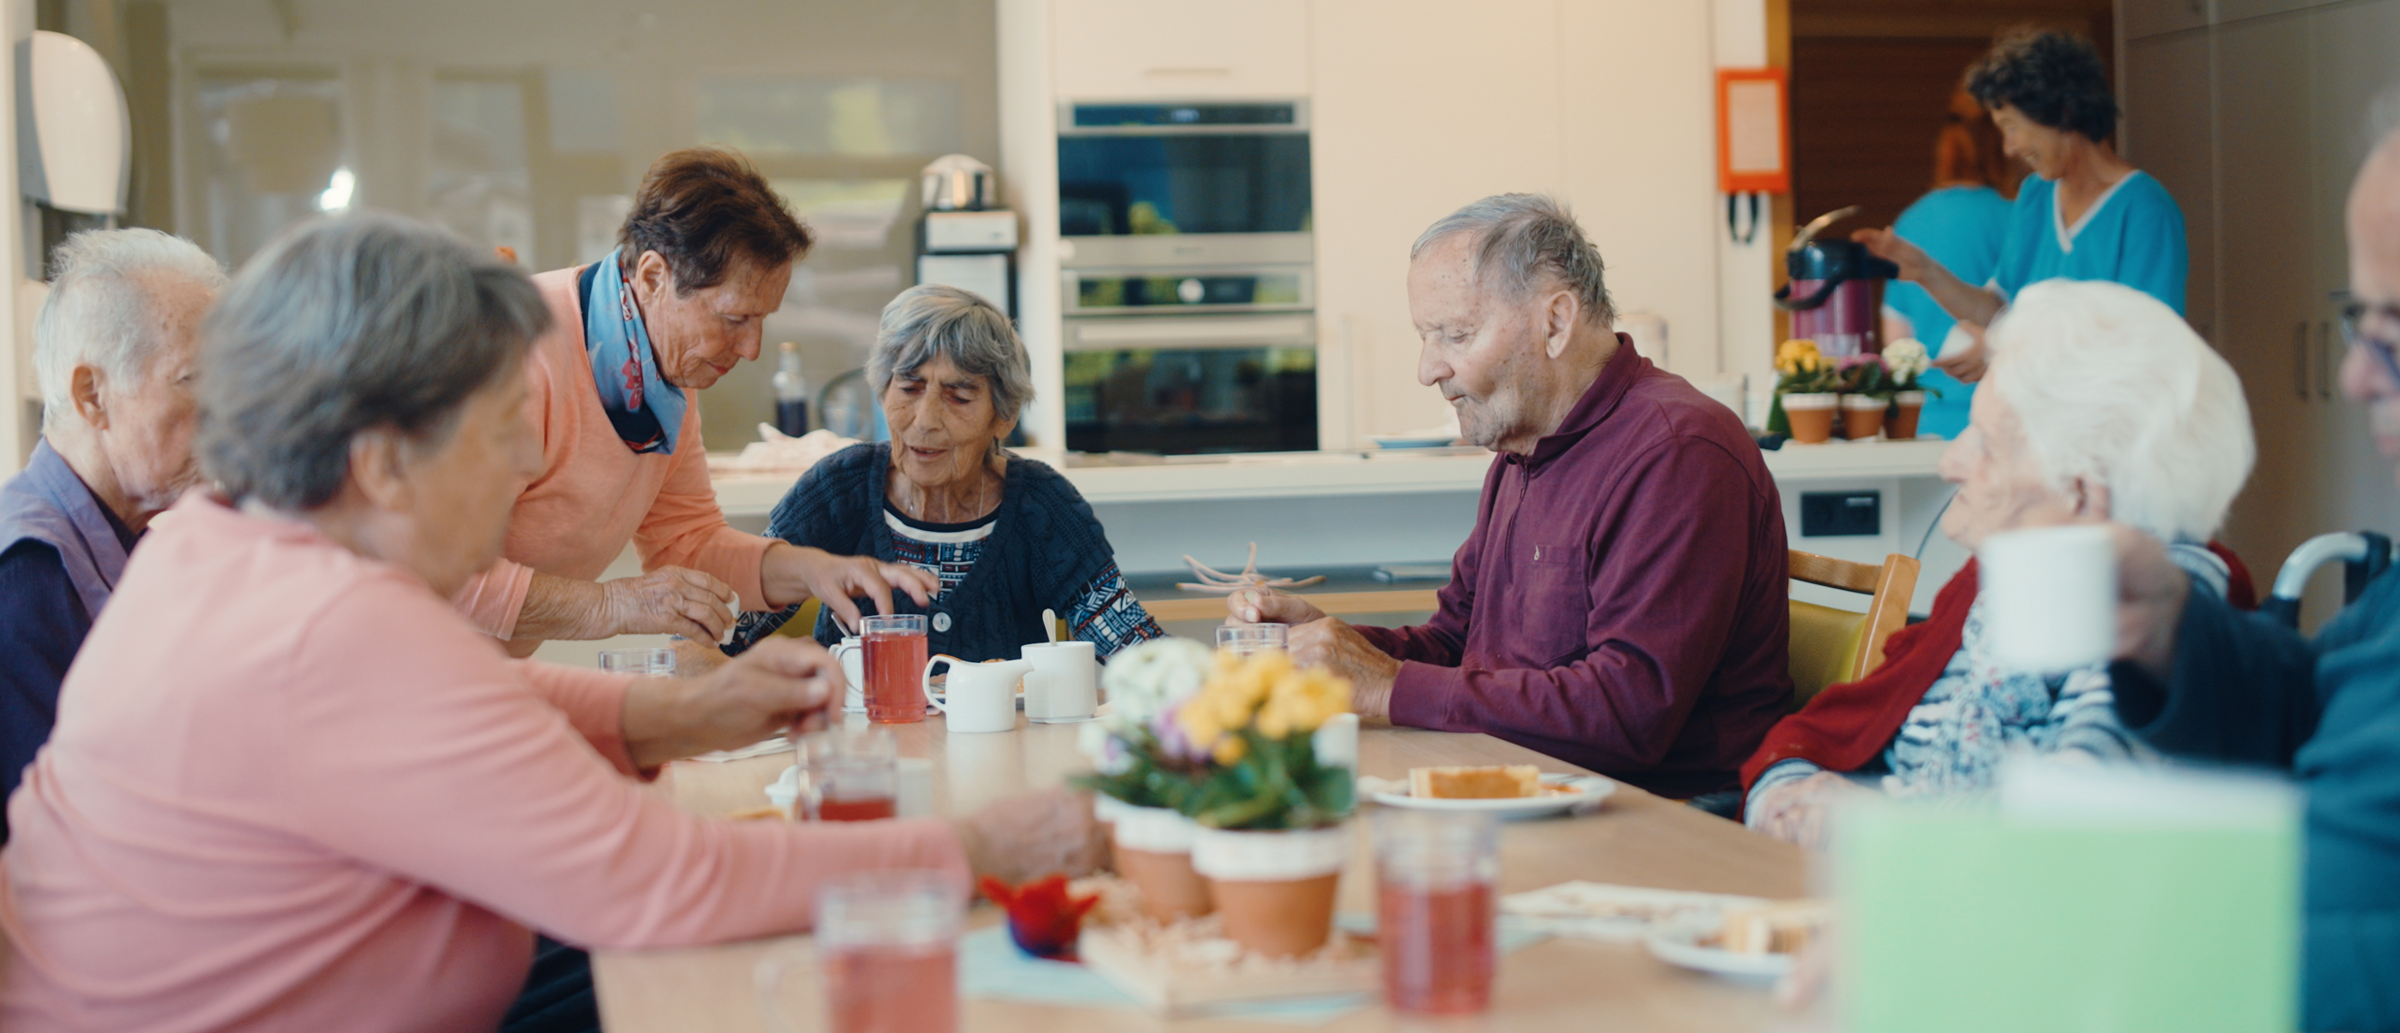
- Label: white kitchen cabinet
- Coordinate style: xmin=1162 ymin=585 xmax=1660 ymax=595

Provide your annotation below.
xmin=1308 ymin=0 xmax=1721 ymax=443
xmin=2137 ymin=0 xmax=2400 ymax=625
xmin=2121 ymin=0 xmax=2213 ymax=40
xmin=1049 ymin=0 xmax=1310 ymax=100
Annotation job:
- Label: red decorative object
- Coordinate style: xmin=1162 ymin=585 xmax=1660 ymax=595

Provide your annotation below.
xmin=979 ymin=875 xmax=1100 ymax=961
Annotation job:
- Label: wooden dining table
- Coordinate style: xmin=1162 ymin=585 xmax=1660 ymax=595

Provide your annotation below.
xmin=591 ymin=716 xmax=1813 ymax=1033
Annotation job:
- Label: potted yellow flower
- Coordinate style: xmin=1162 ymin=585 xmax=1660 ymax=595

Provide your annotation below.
xmin=1772 ymin=339 xmax=1840 ymax=444
xmin=1173 ymin=650 xmax=1356 ymax=958
xmin=1076 ymin=639 xmax=1218 ymax=922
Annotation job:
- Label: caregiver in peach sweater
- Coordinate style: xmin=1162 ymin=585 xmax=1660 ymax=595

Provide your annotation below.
xmin=0 ymin=215 xmax=1101 ymax=1032
xmin=449 ymin=147 xmax=937 ymax=655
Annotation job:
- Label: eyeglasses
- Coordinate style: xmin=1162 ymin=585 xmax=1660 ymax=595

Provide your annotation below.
xmin=2336 ymin=292 xmax=2400 ymax=388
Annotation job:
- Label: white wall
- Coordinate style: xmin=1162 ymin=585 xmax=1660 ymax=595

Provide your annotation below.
xmin=1712 ymin=0 xmax=1778 ymax=418
xmin=0 ymin=0 xmax=27 ymax=476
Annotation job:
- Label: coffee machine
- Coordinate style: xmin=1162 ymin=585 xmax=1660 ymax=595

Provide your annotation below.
xmin=1775 ymin=206 xmax=1899 ymax=358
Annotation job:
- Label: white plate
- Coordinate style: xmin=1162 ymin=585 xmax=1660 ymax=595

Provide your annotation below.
xmin=1645 ymin=920 xmax=1793 ymax=984
xmin=1369 ymin=773 xmax=1615 ymax=818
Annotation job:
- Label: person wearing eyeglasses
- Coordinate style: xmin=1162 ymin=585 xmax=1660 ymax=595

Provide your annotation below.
xmin=2087 ymin=107 xmax=2400 ymax=1033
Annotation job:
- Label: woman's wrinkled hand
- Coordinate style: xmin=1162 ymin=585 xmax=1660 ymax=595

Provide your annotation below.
xmin=769 ymin=543 xmax=940 ymax=632
xmin=620 ymin=638 xmax=841 ymax=769
xmin=600 ymin=566 xmax=737 ymax=642
xmin=950 ymin=789 xmax=1112 ymax=885
xmin=1746 ymin=771 xmax=1867 ymax=850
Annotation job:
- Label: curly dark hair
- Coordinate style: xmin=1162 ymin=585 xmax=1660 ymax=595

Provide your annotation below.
xmin=1966 ymin=29 xmax=2117 ymax=142
xmin=617 ymin=147 xmax=813 ymax=295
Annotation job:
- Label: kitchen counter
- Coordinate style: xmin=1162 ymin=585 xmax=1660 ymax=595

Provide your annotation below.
xmin=709 ymin=437 xmax=1963 ymax=614
xmin=710 ymin=438 xmax=1948 ymax=517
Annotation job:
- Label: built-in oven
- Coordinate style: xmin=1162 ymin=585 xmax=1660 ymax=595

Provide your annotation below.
xmin=1056 ymin=100 xmax=1312 ymax=267
xmin=1061 ymin=313 xmax=1318 ymax=455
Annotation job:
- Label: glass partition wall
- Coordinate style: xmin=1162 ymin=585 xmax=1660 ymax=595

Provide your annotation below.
xmin=55 ymin=0 xmax=999 ymax=449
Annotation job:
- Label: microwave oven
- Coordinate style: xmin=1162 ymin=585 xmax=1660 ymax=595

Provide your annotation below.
xmin=1056 ymin=100 xmax=1312 ymax=269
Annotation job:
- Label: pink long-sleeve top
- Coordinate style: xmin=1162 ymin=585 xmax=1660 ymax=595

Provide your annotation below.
xmin=0 ymin=493 xmax=966 ymax=1033
xmin=450 ymin=265 xmax=773 ymax=644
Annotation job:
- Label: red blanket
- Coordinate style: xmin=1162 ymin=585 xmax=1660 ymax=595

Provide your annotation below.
xmin=1739 ymin=560 xmax=1980 ymax=791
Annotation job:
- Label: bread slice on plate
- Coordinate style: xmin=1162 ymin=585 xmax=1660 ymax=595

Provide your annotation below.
xmin=1409 ymin=764 xmax=1543 ymax=799
xmin=1719 ymin=899 xmax=1831 ymax=955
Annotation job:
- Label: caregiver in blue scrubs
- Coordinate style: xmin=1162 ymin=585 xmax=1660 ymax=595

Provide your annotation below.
xmin=1858 ymin=29 xmax=2187 ymax=386
xmin=1881 ymin=90 xmax=2020 ymax=439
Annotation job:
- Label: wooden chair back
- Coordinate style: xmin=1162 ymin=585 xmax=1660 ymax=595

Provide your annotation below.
xmin=1787 ymin=550 xmax=1921 ymax=708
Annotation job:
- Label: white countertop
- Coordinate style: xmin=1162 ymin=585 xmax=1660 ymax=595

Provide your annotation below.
xmin=710 ymin=438 xmax=1948 ymax=517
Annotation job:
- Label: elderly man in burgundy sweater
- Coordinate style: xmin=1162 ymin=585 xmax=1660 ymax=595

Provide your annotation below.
xmin=1232 ymin=194 xmax=1792 ymax=798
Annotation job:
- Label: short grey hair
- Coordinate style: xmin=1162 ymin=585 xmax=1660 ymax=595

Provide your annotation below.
xmin=867 ymin=284 xmax=1035 ymax=427
xmin=197 ymin=214 xmax=552 ymax=510
xmin=1983 ymin=280 xmax=2254 ymax=544
xmin=32 ymin=228 xmax=226 ymax=429
xmin=1410 ymin=193 xmax=1615 ymax=328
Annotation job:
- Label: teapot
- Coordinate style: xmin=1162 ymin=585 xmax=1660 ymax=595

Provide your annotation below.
xmin=925 ymin=655 xmax=1031 ymax=734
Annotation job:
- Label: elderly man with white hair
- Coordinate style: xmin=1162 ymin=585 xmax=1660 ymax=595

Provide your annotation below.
xmin=2095 ymin=99 xmax=2400 ymax=1032
xmin=0 ymin=228 xmax=221 ymax=840
xmin=1741 ymin=278 xmax=2256 ymax=848
xmin=1229 ymin=194 xmax=1794 ymax=798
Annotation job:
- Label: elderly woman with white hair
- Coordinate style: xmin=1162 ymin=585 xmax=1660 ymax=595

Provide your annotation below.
xmin=1740 ymin=279 xmax=2256 ymax=846
xmin=0 ymin=228 xmax=221 ymax=842
xmin=725 ymin=284 xmax=1164 ymax=662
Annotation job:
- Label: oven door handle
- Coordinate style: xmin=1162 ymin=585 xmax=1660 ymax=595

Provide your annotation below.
xmin=1065 ymin=315 xmax=1318 ymax=351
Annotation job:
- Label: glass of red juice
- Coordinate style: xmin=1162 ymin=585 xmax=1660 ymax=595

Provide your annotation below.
xmin=820 ymin=870 xmax=962 ymax=1033
xmin=860 ymin=614 xmax=929 ymax=724
xmin=1374 ymin=809 xmax=1500 ymax=1015
xmin=754 ymin=870 xmax=962 ymax=1033
xmin=802 ymin=727 xmax=898 ymax=822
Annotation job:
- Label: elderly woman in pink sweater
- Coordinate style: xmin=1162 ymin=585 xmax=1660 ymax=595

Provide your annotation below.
xmin=0 ymin=215 xmax=1099 ymax=1033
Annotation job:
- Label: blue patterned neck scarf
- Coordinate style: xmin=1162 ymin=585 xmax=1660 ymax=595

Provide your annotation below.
xmin=581 ymin=248 xmax=687 ymax=454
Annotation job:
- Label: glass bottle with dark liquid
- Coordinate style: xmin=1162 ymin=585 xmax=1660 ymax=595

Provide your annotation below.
xmin=772 ymin=340 xmax=810 ymax=436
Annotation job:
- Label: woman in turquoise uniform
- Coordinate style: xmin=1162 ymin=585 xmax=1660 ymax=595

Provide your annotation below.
xmin=1881 ymin=90 xmax=2019 ymax=439
xmin=1858 ymin=29 xmax=2187 ymax=386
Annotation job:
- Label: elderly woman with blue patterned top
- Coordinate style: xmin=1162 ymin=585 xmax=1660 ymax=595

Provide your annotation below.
xmin=1740 ymin=279 xmax=2256 ymax=848
xmin=727 ymin=284 xmax=1165 ymax=662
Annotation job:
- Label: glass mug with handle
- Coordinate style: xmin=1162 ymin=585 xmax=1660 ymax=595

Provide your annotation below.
xmin=755 ymin=869 xmax=963 ymax=1033
xmin=1217 ymin=623 xmax=1289 ymax=658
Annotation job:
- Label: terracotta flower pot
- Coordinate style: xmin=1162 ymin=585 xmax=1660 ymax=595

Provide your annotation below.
xmin=1110 ymin=805 xmax=1214 ymax=922
xmin=1192 ymin=824 xmax=1352 ymax=958
xmin=1888 ymin=390 xmax=1925 ymax=440
xmin=1781 ymin=392 xmax=1838 ymax=444
xmin=1840 ymin=394 xmax=1888 ymax=440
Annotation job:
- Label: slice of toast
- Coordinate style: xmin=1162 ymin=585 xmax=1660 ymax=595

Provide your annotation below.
xmin=1719 ymin=899 xmax=1831 ymax=955
xmin=1409 ymin=764 xmax=1543 ymax=799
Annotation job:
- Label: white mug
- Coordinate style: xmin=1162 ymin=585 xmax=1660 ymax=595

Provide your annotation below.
xmin=924 ymin=655 xmax=1030 ymax=734
xmin=1979 ymin=525 xmax=2119 ymax=672
xmin=828 ymin=636 xmax=866 ymax=713
xmin=1021 ymin=640 xmax=1098 ymax=723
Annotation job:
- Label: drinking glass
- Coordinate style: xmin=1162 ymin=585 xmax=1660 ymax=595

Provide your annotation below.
xmin=860 ymin=614 xmax=929 ymax=724
xmin=755 ymin=870 xmax=962 ymax=1033
xmin=597 ymin=647 xmax=676 ymax=676
xmin=1216 ymin=623 xmax=1289 ymax=657
xmin=803 ymin=728 xmax=899 ymax=822
xmin=1374 ymin=809 xmax=1500 ymax=1014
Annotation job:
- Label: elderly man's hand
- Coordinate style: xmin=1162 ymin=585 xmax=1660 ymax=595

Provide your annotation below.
xmin=2106 ymin=522 xmax=2192 ymax=678
xmin=1224 ymin=587 xmax=1327 ymax=627
xmin=620 ymin=638 xmax=841 ymax=769
xmin=763 ymin=543 xmax=940 ymax=631
xmin=1288 ymin=616 xmax=1402 ymax=720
